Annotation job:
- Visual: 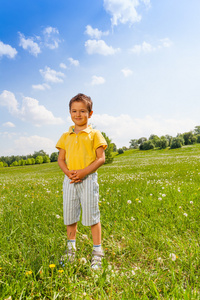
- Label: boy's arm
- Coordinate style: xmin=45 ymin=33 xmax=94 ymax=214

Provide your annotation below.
xmin=71 ymin=146 xmax=105 ymax=182
xmin=57 ymin=149 xmax=80 ymax=181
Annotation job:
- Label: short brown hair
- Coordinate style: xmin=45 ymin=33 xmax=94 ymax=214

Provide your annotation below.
xmin=69 ymin=93 xmax=93 ymax=113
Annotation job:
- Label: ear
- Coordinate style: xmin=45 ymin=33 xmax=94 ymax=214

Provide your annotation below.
xmin=89 ymin=110 xmax=93 ymax=118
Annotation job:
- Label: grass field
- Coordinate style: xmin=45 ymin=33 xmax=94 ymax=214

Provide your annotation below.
xmin=0 ymin=145 xmax=200 ymax=299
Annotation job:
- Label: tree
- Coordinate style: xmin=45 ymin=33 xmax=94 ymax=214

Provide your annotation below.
xmin=165 ymin=135 xmax=173 ymax=146
xmin=140 ymin=140 xmax=154 ymax=150
xmin=0 ymin=161 xmax=3 ymax=167
xmin=101 ymin=132 xmax=113 ymax=164
xmin=26 ymin=158 xmax=33 ymax=165
xmin=138 ymin=137 xmax=147 ymax=145
xmin=183 ymin=131 xmax=196 ymax=145
xmin=43 ymin=155 xmax=50 ymax=163
xmin=118 ymin=148 xmax=124 ymax=154
xmin=159 ymin=137 xmax=168 ymax=149
xmin=50 ymin=152 xmax=58 ymax=162
xmin=194 ymin=126 xmax=200 ymax=135
xmin=170 ymin=137 xmax=184 ymax=149
xmin=129 ymin=139 xmax=138 ymax=149
xmin=149 ymin=134 xmax=160 ymax=147
xmin=196 ymin=135 xmax=200 ymax=143
xmin=10 ymin=161 xmax=19 ymax=167
xmin=33 ymin=150 xmax=47 ymax=159
xmin=110 ymin=143 xmax=117 ymax=152
xmin=35 ymin=156 xmax=43 ymax=164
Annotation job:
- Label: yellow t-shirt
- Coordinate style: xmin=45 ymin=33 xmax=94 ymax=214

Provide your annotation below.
xmin=56 ymin=125 xmax=107 ymax=170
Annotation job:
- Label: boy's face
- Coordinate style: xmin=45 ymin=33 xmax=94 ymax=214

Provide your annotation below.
xmin=70 ymin=101 xmax=93 ymax=128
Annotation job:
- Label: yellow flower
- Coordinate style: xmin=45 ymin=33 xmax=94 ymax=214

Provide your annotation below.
xmin=49 ymin=264 xmax=56 ymax=269
xmin=25 ymin=270 xmax=33 ymax=275
xmin=135 ymin=198 xmax=139 ymax=201
xmin=58 ymin=269 xmax=64 ymax=273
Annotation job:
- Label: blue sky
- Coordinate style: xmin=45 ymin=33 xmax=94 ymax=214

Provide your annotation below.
xmin=1 ymin=0 xmax=200 ymax=156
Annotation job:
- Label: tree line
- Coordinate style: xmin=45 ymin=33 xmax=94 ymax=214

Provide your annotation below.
xmin=127 ymin=125 xmax=200 ymax=152
xmin=0 ymin=150 xmax=58 ymax=167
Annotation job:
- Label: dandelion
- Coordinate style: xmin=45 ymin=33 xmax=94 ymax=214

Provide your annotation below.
xmin=127 ymin=200 xmax=132 ymax=204
xmin=131 ymin=270 xmax=136 ymax=275
xmin=183 ymin=213 xmax=188 ymax=217
xmin=190 ymin=201 xmax=193 ymax=204
xmin=158 ymin=197 xmax=162 ymax=201
xmin=25 ymin=270 xmax=33 ymax=275
xmin=169 ymin=253 xmax=177 ymax=261
xmin=80 ymin=257 xmax=87 ymax=264
xmin=49 ymin=264 xmax=56 ymax=269
xmin=58 ymin=269 xmax=64 ymax=273
xmin=162 ymin=194 xmax=166 ymax=197
xmin=150 ymin=194 xmax=153 ymax=196
xmin=138 ymin=200 xmax=141 ymax=203
xmin=135 ymin=198 xmax=139 ymax=201
xmin=157 ymin=257 xmax=163 ymax=264
xmin=56 ymin=214 xmax=60 ymax=219
xmin=179 ymin=206 xmax=182 ymax=209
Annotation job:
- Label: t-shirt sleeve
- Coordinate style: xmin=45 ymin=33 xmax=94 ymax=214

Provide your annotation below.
xmin=55 ymin=133 xmax=67 ymax=150
xmin=93 ymin=130 xmax=107 ymax=150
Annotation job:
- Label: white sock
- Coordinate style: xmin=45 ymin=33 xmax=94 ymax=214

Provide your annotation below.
xmin=67 ymin=240 xmax=76 ymax=251
xmin=93 ymin=244 xmax=101 ymax=252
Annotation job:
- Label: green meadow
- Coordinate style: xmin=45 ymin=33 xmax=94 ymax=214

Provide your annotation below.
xmin=0 ymin=145 xmax=199 ymax=299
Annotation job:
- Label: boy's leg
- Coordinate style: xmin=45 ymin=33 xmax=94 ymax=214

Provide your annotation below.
xmin=91 ymin=222 xmax=101 ymax=245
xmin=67 ymin=222 xmax=77 ymax=240
xmin=91 ymin=222 xmax=104 ymax=269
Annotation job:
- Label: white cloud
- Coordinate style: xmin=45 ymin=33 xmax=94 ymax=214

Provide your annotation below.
xmin=2 ymin=121 xmax=15 ymax=128
xmin=13 ymin=135 xmax=56 ymax=155
xmin=43 ymin=26 xmax=61 ymax=49
xmin=0 ymin=90 xmax=64 ymax=126
xmin=91 ymin=113 xmax=196 ymax=147
xmin=103 ymin=0 xmax=150 ymax=26
xmin=60 ymin=62 xmax=67 ymax=69
xmin=91 ymin=76 xmax=105 ymax=85
xmin=68 ymin=57 xmax=79 ymax=66
xmin=40 ymin=66 xmax=65 ymax=83
xmin=85 ymin=39 xmax=120 ymax=55
xmin=85 ymin=25 xmax=109 ymax=39
xmin=32 ymin=83 xmax=51 ymax=91
xmin=0 ymin=41 xmax=17 ymax=59
xmin=0 ymin=90 xmax=19 ymax=114
xmin=160 ymin=38 xmax=172 ymax=48
xmin=130 ymin=38 xmax=172 ymax=54
xmin=19 ymin=32 xmax=41 ymax=56
xmin=130 ymin=41 xmax=155 ymax=54
xmin=121 ymin=68 xmax=133 ymax=77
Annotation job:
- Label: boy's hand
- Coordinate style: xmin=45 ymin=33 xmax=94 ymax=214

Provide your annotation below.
xmin=69 ymin=169 xmax=87 ymax=184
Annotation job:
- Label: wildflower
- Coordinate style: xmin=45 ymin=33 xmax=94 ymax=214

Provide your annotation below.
xmin=138 ymin=200 xmax=141 ymax=203
xmin=162 ymin=194 xmax=166 ymax=197
xmin=56 ymin=214 xmax=60 ymax=219
xmin=127 ymin=200 xmax=132 ymax=204
xmin=58 ymin=269 xmax=64 ymax=273
xmin=179 ymin=206 xmax=182 ymax=209
xmin=169 ymin=253 xmax=177 ymax=261
xmin=25 ymin=270 xmax=33 ymax=275
xmin=190 ymin=201 xmax=193 ymax=204
xmin=83 ymin=292 xmax=87 ymax=296
xmin=49 ymin=264 xmax=56 ymax=269
xmin=183 ymin=213 xmax=188 ymax=217
xmin=80 ymin=257 xmax=87 ymax=264
xmin=150 ymin=194 xmax=153 ymax=196
xmin=157 ymin=257 xmax=163 ymax=264
xmin=135 ymin=198 xmax=139 ymax=201
xmin=158 ymin=197 xmax=162 ymax=201
xmin=131 ymin=217 xmax=135 ymax=221
xmin=131 ymin=270 xmax=136 ymax=275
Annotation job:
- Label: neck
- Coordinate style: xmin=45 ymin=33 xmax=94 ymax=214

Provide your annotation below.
xmin=74 ymin=124 xmax=89 ymax=134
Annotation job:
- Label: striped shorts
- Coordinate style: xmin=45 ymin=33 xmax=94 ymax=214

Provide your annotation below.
xmin=63 ymin=172 xmax=100 ymax=226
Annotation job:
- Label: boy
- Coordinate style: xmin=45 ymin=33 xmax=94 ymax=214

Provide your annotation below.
xmin=56 ymin=93 xmax=107 ymax=269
